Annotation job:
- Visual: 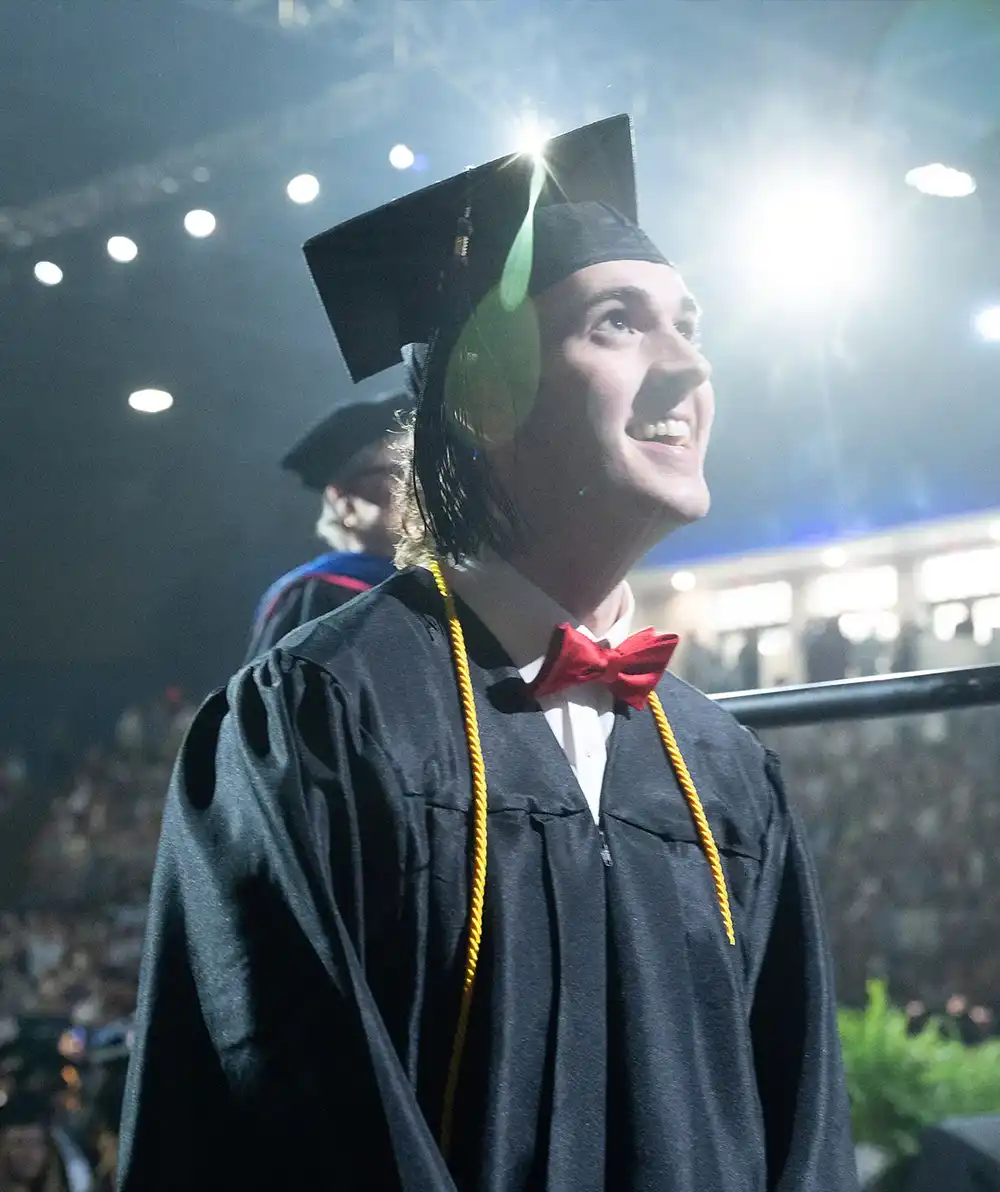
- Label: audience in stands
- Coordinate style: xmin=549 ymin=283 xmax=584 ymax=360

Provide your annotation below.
xmin=1 ymin=658 xmax=997 ymax=1031
xmin=0 ymin=651 xmax=997 ymax=1186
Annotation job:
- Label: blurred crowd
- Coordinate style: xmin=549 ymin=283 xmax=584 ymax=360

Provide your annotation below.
xmin=0 ymin=693 xmax=193 ymax=1027
xmin=2 ymin=661 xmax=999 ymax=1186
xmin=765 ymin=708 xmax=1000 ymax=1023
xmin=0 ymin=692 xmax=194 ymax=1190
xmin=684 ymin=610 xmax=991 ymax=694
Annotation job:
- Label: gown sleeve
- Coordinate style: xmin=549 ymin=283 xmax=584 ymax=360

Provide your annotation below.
xmin=748 ymin=750 xmax=859 ymax=1192
xmin=116 ymin=652 xmax=456 ymax=1192
xmin=244 ymin=578 xmax=362 ymax=662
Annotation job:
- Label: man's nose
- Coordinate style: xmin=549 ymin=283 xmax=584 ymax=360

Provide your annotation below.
xmin=644 ymin=347 xmax=711 ymax=409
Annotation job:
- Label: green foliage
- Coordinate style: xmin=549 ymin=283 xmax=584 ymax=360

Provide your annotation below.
xmin=839 ymin=981 xmax=1000 ymax=1161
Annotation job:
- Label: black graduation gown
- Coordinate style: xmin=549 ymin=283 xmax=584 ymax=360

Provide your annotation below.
xmin=118 ymin=569 xmax=858 ymax=1192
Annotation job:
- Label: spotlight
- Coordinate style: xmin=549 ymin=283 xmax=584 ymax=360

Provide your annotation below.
xmin=512 ymin=112 xmax=551 ymax=162
xmin=128 ymin=389 xmax=173 ymax=414
xmin=34 ymin=261 xmax=63 ymax=286
xmin=286 ymin=173 xmax=320 ymax=204
xmin=737 ymin=173 xmax=874 ymax=305
xmin=670 ymin=571 xmax=696 ymax=593
xmin=974 ymin=306 xmax=1000 ymax=343
xmin=905 ymin=163 xmax=976 ymax=199
xmin=184 ymin=209 xmax=216 ymax=238
xmin=107 ymin=236 xmax=138 ymax=263
xmin=389 ymin=144 xmax=415 ymax=170
xmin=821 ymin=547 xmax=848 ymax=569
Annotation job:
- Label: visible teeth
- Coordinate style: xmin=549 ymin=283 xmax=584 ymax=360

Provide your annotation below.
xmin=629 ymin=418 xmax=691 ymax=443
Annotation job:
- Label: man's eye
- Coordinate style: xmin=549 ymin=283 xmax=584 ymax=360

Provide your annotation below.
xmin=596 ymin=308 xmax=636 ymax=334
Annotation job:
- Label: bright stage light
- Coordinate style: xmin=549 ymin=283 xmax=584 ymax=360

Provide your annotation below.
xmin=975 ymin=306 xmax=1000 ymax=343
xmin=287 ymin=173 xmax=320 ymax=204
xmin=737 ymin=174 xmax=874 ymax=305
xmin=905 ymin=163 xmax=976 ymax=199
xmin=512 ymin=112 xmax=551 ymax=162
xmin=670 ymin=571 xmax=697 ymax=593
xmin=34 ymin=261 xmax=63 ymax=286
xmin=107 ymin=236 xmax=138 ymax=263
xmin=184 ymin=209 xmax=216 ymax=238
xmin=389 ymin=144 xmax=415 ymax=170
xmin=821 ymin=547 xmax=848 ymax=569
xmin=128 ymin=389 xmax=173 ymax=414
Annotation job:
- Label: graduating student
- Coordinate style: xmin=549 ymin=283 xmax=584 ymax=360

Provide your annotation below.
xmin=244 ymin=390 xmax=409 ymax=660
xmin=118 ymin=116 xmax=858 ymax=1191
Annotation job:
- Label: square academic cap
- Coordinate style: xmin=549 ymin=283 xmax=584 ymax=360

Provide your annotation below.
xmin=280 ymin=389 xmax=410 ymax=492
xmin=304 ymin=114 xmax=648 ymax=384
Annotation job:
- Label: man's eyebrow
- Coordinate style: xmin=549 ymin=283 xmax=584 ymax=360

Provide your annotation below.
xmin=581 ymin=284 xmax=654 ymax=311
xmin=580 ymin=286 xmax=702 ymax=322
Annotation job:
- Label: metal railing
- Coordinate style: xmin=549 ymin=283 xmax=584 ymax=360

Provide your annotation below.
xmin=714 ymin=664 xmax=1000 ymax=729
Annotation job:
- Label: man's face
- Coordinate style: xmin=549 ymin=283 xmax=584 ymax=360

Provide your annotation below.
xmin=519 ymin=258 xmax=714 ymax=535
xmin=339 ymin=439 xmax=399 ymax=514
xmin=1 ymin=1124 xmax=49 ymax=1183
xmin=327 ymin=437 xmax=402 ymax=556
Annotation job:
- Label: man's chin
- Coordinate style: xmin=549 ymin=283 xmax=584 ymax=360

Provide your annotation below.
xmin=650 ymin=480 xmax=711 ymax=528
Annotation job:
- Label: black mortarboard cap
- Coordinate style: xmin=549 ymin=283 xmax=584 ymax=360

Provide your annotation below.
xmin=280 ymin=389 xmax=411 ymax=492
xmin=304 ymin=114 xmax=668 ymax=383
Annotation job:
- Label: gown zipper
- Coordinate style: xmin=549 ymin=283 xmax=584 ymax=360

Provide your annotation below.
xmin=598 ymin=826 xmax=613 ymax=868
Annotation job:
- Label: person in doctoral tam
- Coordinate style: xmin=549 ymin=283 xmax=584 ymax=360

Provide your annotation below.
xmin=118 ymin=115 xmax=858 ymax=1191
xmin=243 ymin=389 xmax=410 ymax=660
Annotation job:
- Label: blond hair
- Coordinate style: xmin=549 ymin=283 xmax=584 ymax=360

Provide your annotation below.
xmin=388 ymin=413 xmax=437 ymax=568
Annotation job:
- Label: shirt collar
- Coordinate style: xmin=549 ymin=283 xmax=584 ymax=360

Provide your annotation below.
xmin=442 ymin=555 xmax=636 ymax=685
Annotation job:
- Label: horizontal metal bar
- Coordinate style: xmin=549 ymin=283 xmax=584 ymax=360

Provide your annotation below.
xmin=714 ymin=665 xmax=1000 ymax=729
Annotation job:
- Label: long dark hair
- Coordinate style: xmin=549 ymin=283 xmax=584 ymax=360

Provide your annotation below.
xmin=401 ymin=210 xmax=541 ymax=565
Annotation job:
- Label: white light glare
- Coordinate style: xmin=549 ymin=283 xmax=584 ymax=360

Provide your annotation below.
xmin=129 ymin=389 xmax=174 ymax=414
xmin=905 ymin=163 xmax=976 ymax=199
xmin=286 ymin=173 xmax=320 ymax=204
xmin=739 ymin=175 xmax=873 ymax=304
xmin=184 ymin=209 xmax=216 ymax=238
xmin=821 ymin=547 xmax=848 ymax=569
xmin=671 ymin=571 xmax=697 ymax=593
xmin=389 ymin=144 xmax=415 ymax=170
xmin=107 ymin=236 xmax=138 ymax=263
xmin=513 ymin=112 xmax=551 ymax=161
xmin=33 ymin=261 xmax=63 ymax=286
xmin=974 ymin=306 xmax=1000 ymax=343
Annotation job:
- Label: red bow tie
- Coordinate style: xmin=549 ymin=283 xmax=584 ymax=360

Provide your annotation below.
xmin=530 ymin=623 xmax=680 ymax=710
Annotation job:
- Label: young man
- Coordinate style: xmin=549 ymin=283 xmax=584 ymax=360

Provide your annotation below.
xmin=244 ymin=390 xmax=409 ymax=660
xmin=118 ymin=117 xmax=857 ymax=1191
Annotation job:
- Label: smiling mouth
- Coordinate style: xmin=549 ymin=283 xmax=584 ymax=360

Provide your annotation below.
xmin=625 ymin=417 xmax=693 ymax=447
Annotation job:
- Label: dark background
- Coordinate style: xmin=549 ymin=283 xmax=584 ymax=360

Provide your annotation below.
xmin=2 ymin=0 xmax=999 ymax=748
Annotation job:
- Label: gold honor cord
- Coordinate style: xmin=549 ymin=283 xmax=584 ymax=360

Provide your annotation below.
xmin=428 ymin=560 xmax=489 ymax=1160
xmin=427 ymin=560 xmax=735 ymax=1160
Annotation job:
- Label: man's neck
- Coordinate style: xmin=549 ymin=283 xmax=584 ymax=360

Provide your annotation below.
xmin=504 ymin=541 xmax=634 ymax=639
xmin=498 ymin=490 xmax=677 ymax=638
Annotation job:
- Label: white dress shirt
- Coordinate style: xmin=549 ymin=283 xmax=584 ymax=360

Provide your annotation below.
xmin=443 ymin=557 xmax=636 ymax=823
